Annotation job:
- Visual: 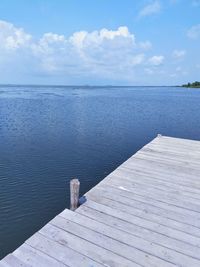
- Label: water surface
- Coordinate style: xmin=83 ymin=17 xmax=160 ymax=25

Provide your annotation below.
xmin=0 ymin=85 xmax=200 ymax=258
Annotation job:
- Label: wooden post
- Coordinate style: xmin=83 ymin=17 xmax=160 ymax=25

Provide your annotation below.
xmin=70 ymin=178 xmax=80 ymax=211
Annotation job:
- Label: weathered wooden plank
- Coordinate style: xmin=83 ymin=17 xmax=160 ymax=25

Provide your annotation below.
xmin=134 ymin=152 xmax=200 ymax=174
xmin=60 ymin=209 xmax=200 ymax=266
xmin=98 ymin=179 xmax=200 ymax=225
xmin=103 ymin=171 xmax=200 ymax=208
xmin=122 ymin=159 xmax=200 ymax=187
xmin=154 ymin=135 xmax=200 ymax=148
xmin=13 ymin=244 xmax=67 ymax=267
xmin=83 ymin=199 xmax=200 ymax=247
xmin=25 ymin=232 xmax=104 ymax=267
xmin=87 ymin=186 xmax=200 ymax=229
xmin=147 ymin=135 xmax=200 ymax=148
xmin=123 ymin=157 xmax=200 ymax=180
xmin=100 ymin=175 xmax=200 ymax=213
xmin=86 ymin=191 xmax=200 ymax=235
xmin=150 ymin=141 xmax=200 ymax=152
xmin=148 ymin=142 xmax=200 ymax=156
xmin=119 ymin=166 xmax=200 ymax=194
xmin=77 ymin=205 xmax=200 ymax=260
xmin=52 ymin=211 xmax=177 ymax=267
xmin=39 ymin=223 xmax=139 ymax=267
xmin=139 ymin=147 xmax=200 ymax=165
xmin=143 ymin=144 xmax=200 ymax=162
xmin=147 ymin=141 xmax=200 ymax=154
xmin=0 ymin=254 xmax=31 ymax=267
xmin=111 ymin=167 xmax=200 ymax=200
xmin=145 ymin=139 xmax=200 ymax=152
xmin=135 ymin=152 xmax=200 ymax=172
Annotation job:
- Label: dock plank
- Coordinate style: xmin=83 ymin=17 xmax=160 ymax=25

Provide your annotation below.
xmin=1 ymin=135 xmax=200 ymax=266
xmin=39 ymin=223 xmax=138 ymax=267
xmin=13 ymin=244 xmax=67 ymax=267
xmin=111 ymin=168 xmax=200 ymax=200
xmin=77 ymin=205 xmax=200 ymax=259
xmin=87 ymin=185 xmax=200 ymax=229
xmin=119 ymin=166 xmax=200 ymax=194
xmin=101 ymin=174 xmax=200 ymax=211
xmin=0 ymin=254 xmax=31 ymax=267
xmin=99 ymin=177 xmax=200 ymax=217
xmin=60 ymin=209 xmax=200 ymax=266
xmin=84 ymin=198 xmax=200 ymax=247
xmin=53 ymin=212 xmax=176 ymax=267
xmin=25 ymin=232 xmax=104 ymax=267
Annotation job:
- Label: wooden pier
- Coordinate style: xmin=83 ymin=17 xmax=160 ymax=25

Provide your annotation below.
xmin=1 ymin=135 xmax=200 ymax=266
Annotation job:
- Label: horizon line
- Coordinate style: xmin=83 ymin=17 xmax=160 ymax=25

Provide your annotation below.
xmin=0 ymin=84 xmax=179 ymax=87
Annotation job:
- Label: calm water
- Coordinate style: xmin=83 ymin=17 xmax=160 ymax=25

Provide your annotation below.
xmin=0 ymin=85 xmax=200 ymax=258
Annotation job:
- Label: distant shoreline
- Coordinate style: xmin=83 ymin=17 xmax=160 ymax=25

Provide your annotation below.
xmin=182 ymin=86 xmax=200 ymax=88
xmin=182 ymin=82 xmax=200 ymax=88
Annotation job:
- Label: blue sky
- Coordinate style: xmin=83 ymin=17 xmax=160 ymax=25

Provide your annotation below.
xmin=0 ymin=0 xmax=199 ymax=85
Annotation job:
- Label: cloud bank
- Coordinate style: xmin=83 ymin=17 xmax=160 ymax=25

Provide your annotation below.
xmin=0 ymin=20 xmax=31 ymax=50
xmin=0 ymin=20 xmax=167 ymax=83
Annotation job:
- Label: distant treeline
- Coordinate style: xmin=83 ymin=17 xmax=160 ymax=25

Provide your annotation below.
xmin=182 ymin=81 xmax=200 ymax=88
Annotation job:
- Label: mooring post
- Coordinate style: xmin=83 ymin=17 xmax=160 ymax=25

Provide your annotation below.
xmin=70 ymin=178 xmax=80 ymax=211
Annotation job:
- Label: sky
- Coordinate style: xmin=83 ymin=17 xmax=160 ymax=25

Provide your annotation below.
xmin=0 ymin=0 xmax=199 ymax=85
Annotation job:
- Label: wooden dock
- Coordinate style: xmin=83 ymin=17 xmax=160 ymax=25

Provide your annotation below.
xmin=1 ymin=135 xmax=200 ymax=267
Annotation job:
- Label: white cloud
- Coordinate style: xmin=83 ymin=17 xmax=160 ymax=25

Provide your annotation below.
xmin=138 ymin=1 xmax=161 ymax=18
xmin=69 ymin=31 xmax=88 ymax=49
xmin=69 ymin=26 xmax=136 ymax=52
xmin=31 ymin=26 xmax=148 ymax=78
xmin=0 ymin=20 xmax=169 ymax=83
xmin=172 ymin=49 xmax=186 ymax=59
xmin=0 ymin=20 xmax=31 ymax=51
xmin=187 ymin=24 xmax=200 ymax=39
xmin=32 ymin=33 xmax=68 ymax=57
xmin=0 ymin=20 xmax=33 ymax=79
xmin=148 ymin=55 xmax=164 ymax=66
